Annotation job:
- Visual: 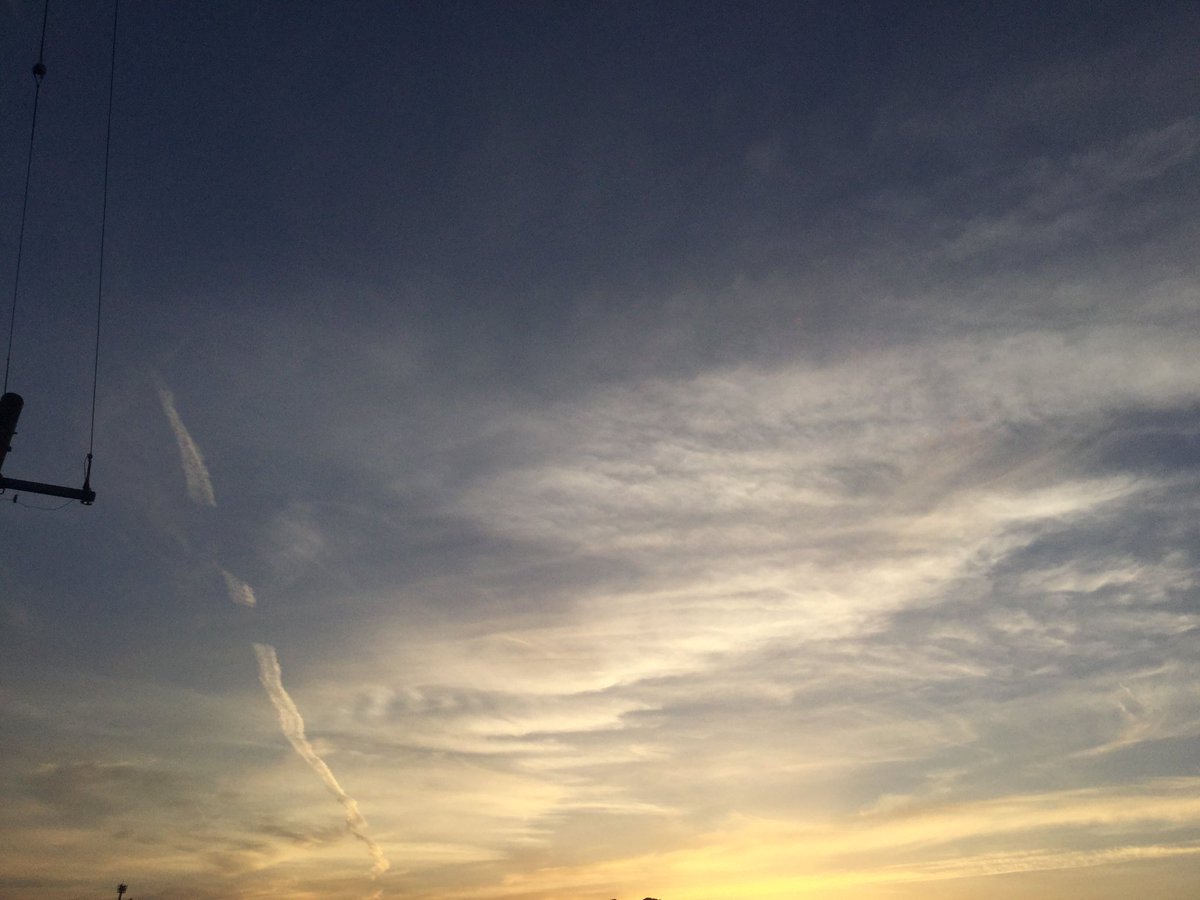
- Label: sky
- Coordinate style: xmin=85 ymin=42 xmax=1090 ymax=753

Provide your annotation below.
xmin=1 ymin=1 xmax=1199 ymax=898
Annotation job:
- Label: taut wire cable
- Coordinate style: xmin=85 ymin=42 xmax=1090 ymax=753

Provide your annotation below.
xmin=3 ymin=0 xmax=51 ymax=395
xmin=88 ymin=0 xmax=121 ymax=471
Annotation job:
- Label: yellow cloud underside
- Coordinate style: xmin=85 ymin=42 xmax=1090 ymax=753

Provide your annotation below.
xmin=424 ymin=778 xmax=1200 ymax=900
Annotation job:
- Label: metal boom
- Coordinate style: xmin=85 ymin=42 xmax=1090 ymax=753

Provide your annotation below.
xmin=0 ymin=392 xmax=95 ymax=505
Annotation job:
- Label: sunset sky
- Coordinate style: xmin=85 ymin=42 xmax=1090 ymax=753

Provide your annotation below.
xmin=2 ymin=2 xmax=1199 ymax=898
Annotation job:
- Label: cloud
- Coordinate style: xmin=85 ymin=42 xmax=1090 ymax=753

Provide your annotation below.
xmin=158 ymin=386 xmax=216 ymax=507
xmin=935 ymin=118 xmax=1200 ymax=263
xmin=252 ymin=643 xmax=390 ymax=878
xmin=220 ymin=567 xmax=258 ymax=608
xmin=284 ymin=312 xmax=1200 ymax=888
xmin=4 ymin=7 xmax=1198 ymax=898
xmin=412 ymin=785 xmax=1200 ymax=900
xmin=25 ymin=760 xmax=190 ymax=823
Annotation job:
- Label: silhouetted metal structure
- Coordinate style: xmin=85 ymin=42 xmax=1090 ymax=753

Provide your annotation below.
xmin=0 ymin=392 xmax=95 ymax=504
xmin=1 ymin=0 xmax=119 ymax=509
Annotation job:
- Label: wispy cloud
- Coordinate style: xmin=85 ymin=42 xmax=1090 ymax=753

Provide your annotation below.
xmin=5 ymin=7 xmax=1197 ymax=896
xmin=220 ymin=568 xmax=257 ymax=608
xmin=157 ymin=386 xmax=216 ymax=507
xmin=412 ymin=783 xmax=1200 ymax=900
xmin=299 ymin=315 xmax=1200 ymax=888
xmin=252 ymin=643 xmax=390 ymax=879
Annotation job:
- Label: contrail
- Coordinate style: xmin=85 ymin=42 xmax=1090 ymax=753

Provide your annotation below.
xmin=157 ymin=387 xmax=216 ymax=506
xmin=252 ymin=643 xmax=390 ymax=878
xmin=220 ymin=568 xmax=257 ymax=608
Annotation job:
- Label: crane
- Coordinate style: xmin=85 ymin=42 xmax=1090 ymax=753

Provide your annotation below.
xmin=0 ymin=392 xmax=95 ymax=504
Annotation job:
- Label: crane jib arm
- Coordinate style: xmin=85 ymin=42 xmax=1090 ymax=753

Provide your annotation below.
xmin=0 ymin=392 xmax=96 ymax=505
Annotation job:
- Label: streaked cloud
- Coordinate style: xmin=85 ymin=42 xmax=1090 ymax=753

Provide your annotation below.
xmin=430 ymin=790 xmax=1200 ymax=900
xmin=157 ymin=386 xmax=216 ymax=507
xmin=253 ymin=643 xmax=390 ymax=879
xmin=220 ymin=567 xmax=258 ymax=607
xmin=3 ymin=5 xmax=1198 ymax=899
